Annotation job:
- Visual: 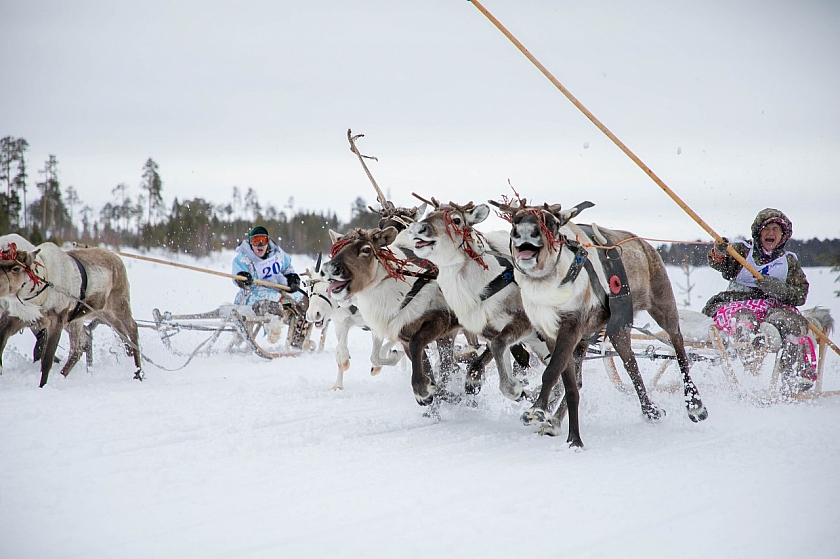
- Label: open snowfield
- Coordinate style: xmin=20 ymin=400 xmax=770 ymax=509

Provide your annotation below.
xmin=2 ymin=249 xmax=839 ymax=558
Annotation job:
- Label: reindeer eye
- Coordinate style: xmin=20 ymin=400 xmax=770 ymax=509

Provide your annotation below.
xmin=360 ymin=246 xmax=372 ymax=256
xmin=452 ymin=216 xmax=462 ymax=226
xmin=11 ymin=266 xmax=20 ymax=273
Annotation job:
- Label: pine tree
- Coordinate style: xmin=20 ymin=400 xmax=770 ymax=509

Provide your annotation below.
xmin=140 ymin=158 xmax=163 ymax=228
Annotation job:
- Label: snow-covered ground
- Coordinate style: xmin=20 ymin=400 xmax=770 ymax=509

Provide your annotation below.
xmin=2 ymin=249 xmax=839 ymax=558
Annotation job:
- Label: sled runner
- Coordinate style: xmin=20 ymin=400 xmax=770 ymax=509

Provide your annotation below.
xmin=141 ymin=302 xmax=314 ymax=360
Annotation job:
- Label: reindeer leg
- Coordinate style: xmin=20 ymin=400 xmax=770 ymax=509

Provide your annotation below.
xmin=407 ymin=319 xmax=456 ymax=407
xmin=434 ymin=332 xmax=460 ymax=402
xmin=523 ymin=320 xmax=585 ymax=448
xmin=332 ymin=317 xmax=352 ymax=390
xmin=60 ymin=321 xmax=86 ymax=378
xmin=38 ymin=319 xmax=63 ymax=388
xmin=0 ymin=314 xmax=26 ymax=376
xmin=465 ymin=347 xmax=492 ymax=396
xmin=648 ymin=305 xmax=708 ymax=422
xmin=110 ymin=308 xmax=143 ymax=381
xmin=543 ymin=340 xmax=587 ymax=434
xmin=489 ymin=339 xmax=526 ymax=401
xmin=33 ymin=328 xmax=46 ymax=362
xmin=609 ymin=327 xmax=663 ymax=420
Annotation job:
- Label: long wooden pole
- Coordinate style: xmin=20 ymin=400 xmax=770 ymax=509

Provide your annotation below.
xmin=347 ymin=128 xmax=391 ymax=210
xmin=466 ymin=0 xmax=840 ymax=357
xmin=73 ymin=243 xmax=290 ymax=292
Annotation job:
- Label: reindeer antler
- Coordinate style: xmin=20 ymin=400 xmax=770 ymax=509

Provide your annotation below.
xmin=447 ymin=200 xmax=477 ymax=213
xmin=412 ymin=192 xmax=440 ymax=208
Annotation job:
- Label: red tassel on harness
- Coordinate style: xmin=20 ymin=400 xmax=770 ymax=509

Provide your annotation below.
xmin=443 ymin=210 xmax=489 ymax=270
xmin=0 ymin=242 xmax=43 ymax=286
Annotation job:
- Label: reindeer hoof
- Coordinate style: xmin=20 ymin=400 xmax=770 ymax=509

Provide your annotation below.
xmin=688 ymin=405 xmax=708 ymax=423
xmin=133 ymin=370 xmax=144 ymax=381
xmin=567 ymin=437 xmax=585 ymax=450
xmin=370 ymin=366 xmax=383 ymax=376
xmin=643 ymin=405 xmax=664 ymax=421
xmin=465 ymin=380 xmax=482 ymax=396
xmin=521 ymin=407 xmax=547 ymax=426
xmin=538 ymin=423 xmax=563 ymax=437
xmin=414 ymin=384 xmax=436 ymax=406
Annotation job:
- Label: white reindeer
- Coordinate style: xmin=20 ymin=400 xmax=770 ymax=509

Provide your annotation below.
xmin=321 ymin=227 xmax=459 ymax=406
xmin=406 ymin=197 xmax=551 ymax=403
xmin=305 ymin=272 xmax=403 ymax=390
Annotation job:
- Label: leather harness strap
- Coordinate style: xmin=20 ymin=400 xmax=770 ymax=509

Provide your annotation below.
xmin=67 ymin=254 xmax=88 ymax=322
xmin=480 ymin=255 xmax=516 ymax=301
xmin=399 ymin=276 xmax=432 ymax=310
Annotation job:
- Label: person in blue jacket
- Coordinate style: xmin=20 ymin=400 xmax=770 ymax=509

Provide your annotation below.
xmin=232 ymin=225 xmax=309 ymax=348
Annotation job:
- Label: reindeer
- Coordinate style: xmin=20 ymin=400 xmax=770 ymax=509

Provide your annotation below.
xmin=490 ymin=196 xmax=708 ymax=448
xmin=406 ymin=196 xmax=552 ymax=403
xmin=0 ymin=241 xmax=142 ymax=387
xmin=304 ymin=270 xmax=404 ymax=390
xmin=321 ymin=227 xmax=460 ymax=405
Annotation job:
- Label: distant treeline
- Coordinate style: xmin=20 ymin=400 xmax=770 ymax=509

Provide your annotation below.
xmin=0 ymin=135 xmax=384 ymax=256
xmin=2 ymin=135 xmax=838 ymax=265
xmin=657 ymin=238 xmax=840 ymax=268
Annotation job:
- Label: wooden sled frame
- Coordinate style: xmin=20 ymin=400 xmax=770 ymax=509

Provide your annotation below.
xmin=599 ymin=322 xmax=837 ymax=402
xmin=142 ymin=304 xmax=316 ymax=360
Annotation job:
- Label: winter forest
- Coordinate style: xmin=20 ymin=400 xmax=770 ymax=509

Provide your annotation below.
xmin=2 ymin=135 xmax=839 ymax=269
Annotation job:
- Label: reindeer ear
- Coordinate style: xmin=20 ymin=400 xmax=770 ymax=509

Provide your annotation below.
xmin=17 ymin=250 xmax=34 ymax=266
xmin=557 ymin=201 xmax=595 ymax=226
xmin=411 ymin=202 xmax=428 ymax=221
xmin=466 ymin=204 xmax=490 ymax=225
xmin=328 ymin=229 xmax=343 ymax=244
xmin=373 ymin=226 xmax=399 ymax=248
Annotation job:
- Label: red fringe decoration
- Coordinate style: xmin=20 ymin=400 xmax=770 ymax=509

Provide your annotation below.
xmin=0 ymin=242 xmax=44 ymax=286
xmin=443 ymin=211 xmax=488 ymax=270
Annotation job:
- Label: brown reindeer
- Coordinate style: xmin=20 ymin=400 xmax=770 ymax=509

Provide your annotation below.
xmin=490 ymin=197 xmax=708 ymax=448
xmin=321 ymin=227 xmax=460 ymax=405
xmin=0 ymin=241 xmax=142 ymax=387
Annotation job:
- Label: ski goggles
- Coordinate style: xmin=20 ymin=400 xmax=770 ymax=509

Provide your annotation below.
xmin=250 ymin=234 xmax=269 ymax=247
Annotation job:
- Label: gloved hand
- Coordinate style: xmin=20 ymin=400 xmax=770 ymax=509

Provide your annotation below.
xmin=709 ymin=236 xmax=729 ymax=262
xmin=756 ymin=276 xmax=792 ymax=300
xmin=235 ymin=271 xmax=253 ymax=289
xmin=284 ymin=272 xmax=301 ymax=292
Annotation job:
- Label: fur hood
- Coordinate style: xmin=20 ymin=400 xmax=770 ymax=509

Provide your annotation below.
xmin=750 ymin=208 xmax=792 ymax=259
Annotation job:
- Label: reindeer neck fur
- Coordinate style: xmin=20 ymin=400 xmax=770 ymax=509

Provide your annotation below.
xmin=514 ymin=222 xmax=607 ymax=341
xmin=348 ymin=247 xmax=447 ymax=343
xmin=432 ymin=231 xmax=520 ymax=335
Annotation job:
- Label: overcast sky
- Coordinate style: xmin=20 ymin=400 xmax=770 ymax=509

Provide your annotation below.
xmin=2 ymin=0 xmax=838 ymax=241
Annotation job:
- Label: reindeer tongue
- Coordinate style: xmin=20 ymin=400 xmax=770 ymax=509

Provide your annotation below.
xmin=327 ymin=280 xmax=349 ymax=295
xmin=516 ymin=250 xmax=537 ymax=261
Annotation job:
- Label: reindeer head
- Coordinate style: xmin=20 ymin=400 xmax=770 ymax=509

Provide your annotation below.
xmin=489 ymin=197 xmax=594 ymax=275
xmin=407 ymin=195 xmax=491 ymax=268
xmin=321 ymin=227 xmax=400 ymax=301
xmin=304 ymin=272 xmax=333 ymax=327
xmin=0 ymin=245 xmax=41 ymax=298
xmin=373 ymin=203 xmax=428 ymax=232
